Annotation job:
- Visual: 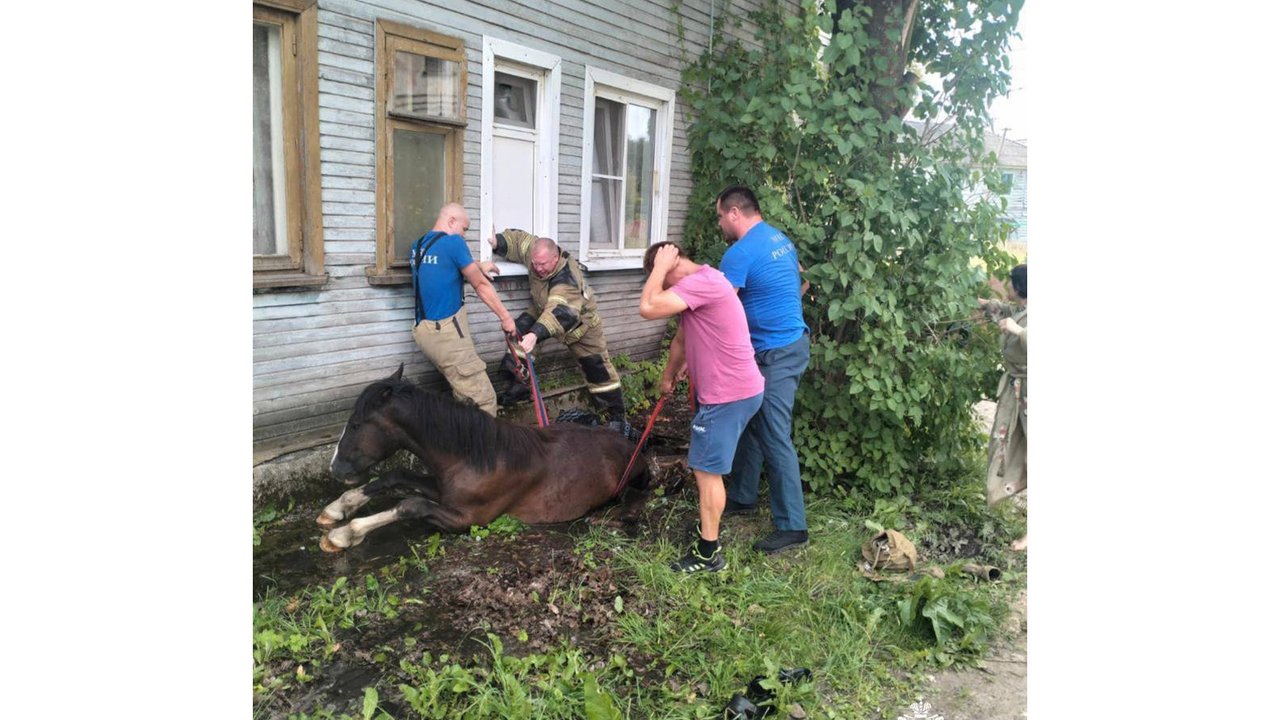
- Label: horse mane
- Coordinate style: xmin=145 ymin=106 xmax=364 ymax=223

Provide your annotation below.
xmin=353 ymin=378 xmax=545 ymax=471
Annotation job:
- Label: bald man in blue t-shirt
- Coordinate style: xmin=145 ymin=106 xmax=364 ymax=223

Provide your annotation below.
xmin=409 ymin=203 xmax=517 ymax=416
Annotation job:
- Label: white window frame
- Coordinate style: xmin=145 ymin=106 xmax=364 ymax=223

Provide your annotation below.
xmin=481 ymin=37 xmax=561 ymax=277
xmin=579 ymin=67 xmax=674 ymax=270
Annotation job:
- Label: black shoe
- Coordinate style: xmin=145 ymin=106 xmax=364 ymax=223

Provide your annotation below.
xmin=753 ymin=530 xmax=809 ymax=555
xmin=724 ymin=692 xmax=771 ymax=720
xmin=670 ymin=544 xmax=726 ymax=573
xmin=723 ymin=499 xmax=757 ymax=516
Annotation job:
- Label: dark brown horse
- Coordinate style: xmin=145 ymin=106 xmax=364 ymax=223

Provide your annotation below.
xmin=317 ymin=365 xmax=647 ymax=551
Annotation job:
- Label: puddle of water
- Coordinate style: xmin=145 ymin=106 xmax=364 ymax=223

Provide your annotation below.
xmin=254 ymin=496 xmax=416 ymax=600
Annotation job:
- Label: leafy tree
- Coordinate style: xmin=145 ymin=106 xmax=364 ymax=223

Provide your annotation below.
xmin=678 ymin=0 xmax=1022 ymax=496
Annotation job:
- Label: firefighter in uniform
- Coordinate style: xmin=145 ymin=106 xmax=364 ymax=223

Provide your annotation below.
xmin=483 ymin=228 xmax=628 ymax=434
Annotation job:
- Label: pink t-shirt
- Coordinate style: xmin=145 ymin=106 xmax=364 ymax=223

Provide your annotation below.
xmin=670 ymin=265 xmax=765 ymax=405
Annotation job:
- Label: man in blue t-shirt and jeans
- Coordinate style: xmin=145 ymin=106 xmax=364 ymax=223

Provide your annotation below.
xmin=409 ymin=202 xmax=517 ymax=416
xmin=716 ymin=186 xmax=812 ymax=554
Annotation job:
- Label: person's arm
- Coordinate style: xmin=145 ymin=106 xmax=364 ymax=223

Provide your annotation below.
xmin=461 ymin=263 xmax=517 ymax=336
xmin=798 ymin=262 xmax=810 ymax=297
xmin=659 ymin=322 xmax=688 ymax=396
xmin=639 ymin=245 xmax=689 ymax=320
xmin=491 ymin=227 xmax=536 ymax=266
xmin=998 ymin=316 xmax=1027 ymax=350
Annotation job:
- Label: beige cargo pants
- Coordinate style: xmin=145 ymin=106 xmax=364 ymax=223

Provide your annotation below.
xmin=411 ymin=305 xmax=498 ymax=416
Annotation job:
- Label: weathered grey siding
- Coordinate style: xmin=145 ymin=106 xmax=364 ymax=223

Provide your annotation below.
xmin=253 ymin=0 xmax=800 ymax=463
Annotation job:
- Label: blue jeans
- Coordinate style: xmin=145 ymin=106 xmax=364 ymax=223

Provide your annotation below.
xmin=728 ymin=333 xmax=810 ymax=532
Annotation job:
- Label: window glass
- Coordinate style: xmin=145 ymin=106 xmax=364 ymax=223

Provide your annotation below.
xmin=493 ymin=72 xmax=537 ymax=129
xmin=392 ymin=51 xmax=462 ymax=121
xmin=252 ymin=21 xmax=288 ymax=256
xmin=392 ymin=129 xmax=447 ymax=262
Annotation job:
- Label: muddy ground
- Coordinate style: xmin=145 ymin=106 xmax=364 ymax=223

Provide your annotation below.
xmin=253 ymin=397 xmax=1026 ymax=719
xmin=253 ymin=400 xmax=700 ymax=719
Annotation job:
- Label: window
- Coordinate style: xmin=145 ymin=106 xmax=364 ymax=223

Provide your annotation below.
xmin=252 ymin=0 xmax=324 ymax=289
xmin=480 ymin=38 xmax=562 ymax=274
xmin=580 ymin=68 xmax=674 ymax=267
xmin=370 ymin=21 xmax=467 ymax=283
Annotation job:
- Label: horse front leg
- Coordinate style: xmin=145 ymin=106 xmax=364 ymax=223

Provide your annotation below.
xmin=318 ymin=496 xmax=471 ymax=552
xmin=316 ymin=468 xmax=441 ymax=529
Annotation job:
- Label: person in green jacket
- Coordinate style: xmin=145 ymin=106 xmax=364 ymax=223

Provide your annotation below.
xmin=482 ymin=228 xmax=628 ymax=434
xmin=978 ymin=263 xmax=1027 ymax=551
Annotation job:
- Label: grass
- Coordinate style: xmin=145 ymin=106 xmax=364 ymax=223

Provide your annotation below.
xmin=254 ymin=470 xmax=1025 ymax=719
xmin=594 ymin=480 xmax=1023 ymax=718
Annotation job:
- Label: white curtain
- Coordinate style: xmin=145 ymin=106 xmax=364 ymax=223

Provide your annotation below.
xmin=590 ymin=99 xmax=622 ymax=249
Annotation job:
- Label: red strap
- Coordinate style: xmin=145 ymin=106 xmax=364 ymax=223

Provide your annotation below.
xmin=526 ymin=353 xmax=549 ymax=427
xmin=612 ymin=394 xmax=668 ymax=498
xmin=503 ymin=335 xmax=547 ymax=427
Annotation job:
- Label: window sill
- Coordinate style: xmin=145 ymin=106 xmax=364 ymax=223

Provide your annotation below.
xmin=366 ymin=267 xmax=412 ymax=286
xmin=582 ymin=255 xmax=645 ymax=272
xmin=253 ymin=272 xmax=329 ymax=292
xmin=487 ymin=259 xmax=528 ymax=278
xmin=369 ymin=261 xmax=530 ymax=287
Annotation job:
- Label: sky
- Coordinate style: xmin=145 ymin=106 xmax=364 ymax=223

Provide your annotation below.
xmin=909 ymin=1 xmax=1029 ymax=143
xmin=986 ymin=1 xmax=1029 ymax=142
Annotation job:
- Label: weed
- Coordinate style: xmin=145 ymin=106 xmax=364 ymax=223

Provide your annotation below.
xmin=253 ymin=498 xmax=295 ymax=546
xmin=254 ymin=570 xmax=407 ymax=706
xmin=613 ymin=352 xmax=671 ymax=414
xmin=393 ymin=634 xmax=631 ymax=719
xmin=469 ymin=514 xmax=528 ymax=542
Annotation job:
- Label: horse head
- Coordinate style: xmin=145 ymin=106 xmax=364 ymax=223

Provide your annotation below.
xmin=330 ymin=364 xmax=409 ymax=485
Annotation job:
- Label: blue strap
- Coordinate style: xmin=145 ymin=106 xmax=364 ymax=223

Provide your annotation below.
xmin=410 ymin=231 xmax=445 ymax=325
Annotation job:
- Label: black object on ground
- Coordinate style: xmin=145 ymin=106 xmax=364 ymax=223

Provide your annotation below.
xmin=722 ymin=667 xmax=812 ymax=719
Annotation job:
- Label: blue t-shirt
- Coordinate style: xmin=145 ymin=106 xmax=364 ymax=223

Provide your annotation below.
xmin=411 ymin=231 xmax=476 ymax=322
xmin=718 ymin=221 xmax=807 ymax=352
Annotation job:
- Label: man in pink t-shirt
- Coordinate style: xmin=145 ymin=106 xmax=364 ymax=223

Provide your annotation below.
xmin=640 ymin=242 xmax=764 ymax=573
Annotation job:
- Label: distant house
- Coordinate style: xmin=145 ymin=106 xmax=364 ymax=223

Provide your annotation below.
xmin=251 ymin=0 xmax=803 ymax=468
xmin=988 ymin=131 xmax=1027 ymax=250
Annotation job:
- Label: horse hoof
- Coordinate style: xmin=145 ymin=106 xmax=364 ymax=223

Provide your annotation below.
xmin=316 ymin=512 xmax=341 ymax=529
xmin=319 ymin=534 xmax=345 ymax=553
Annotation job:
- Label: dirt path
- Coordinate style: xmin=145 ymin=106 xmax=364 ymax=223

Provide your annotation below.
xmin=900 ymin=590 xmax=1026 ymax=720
